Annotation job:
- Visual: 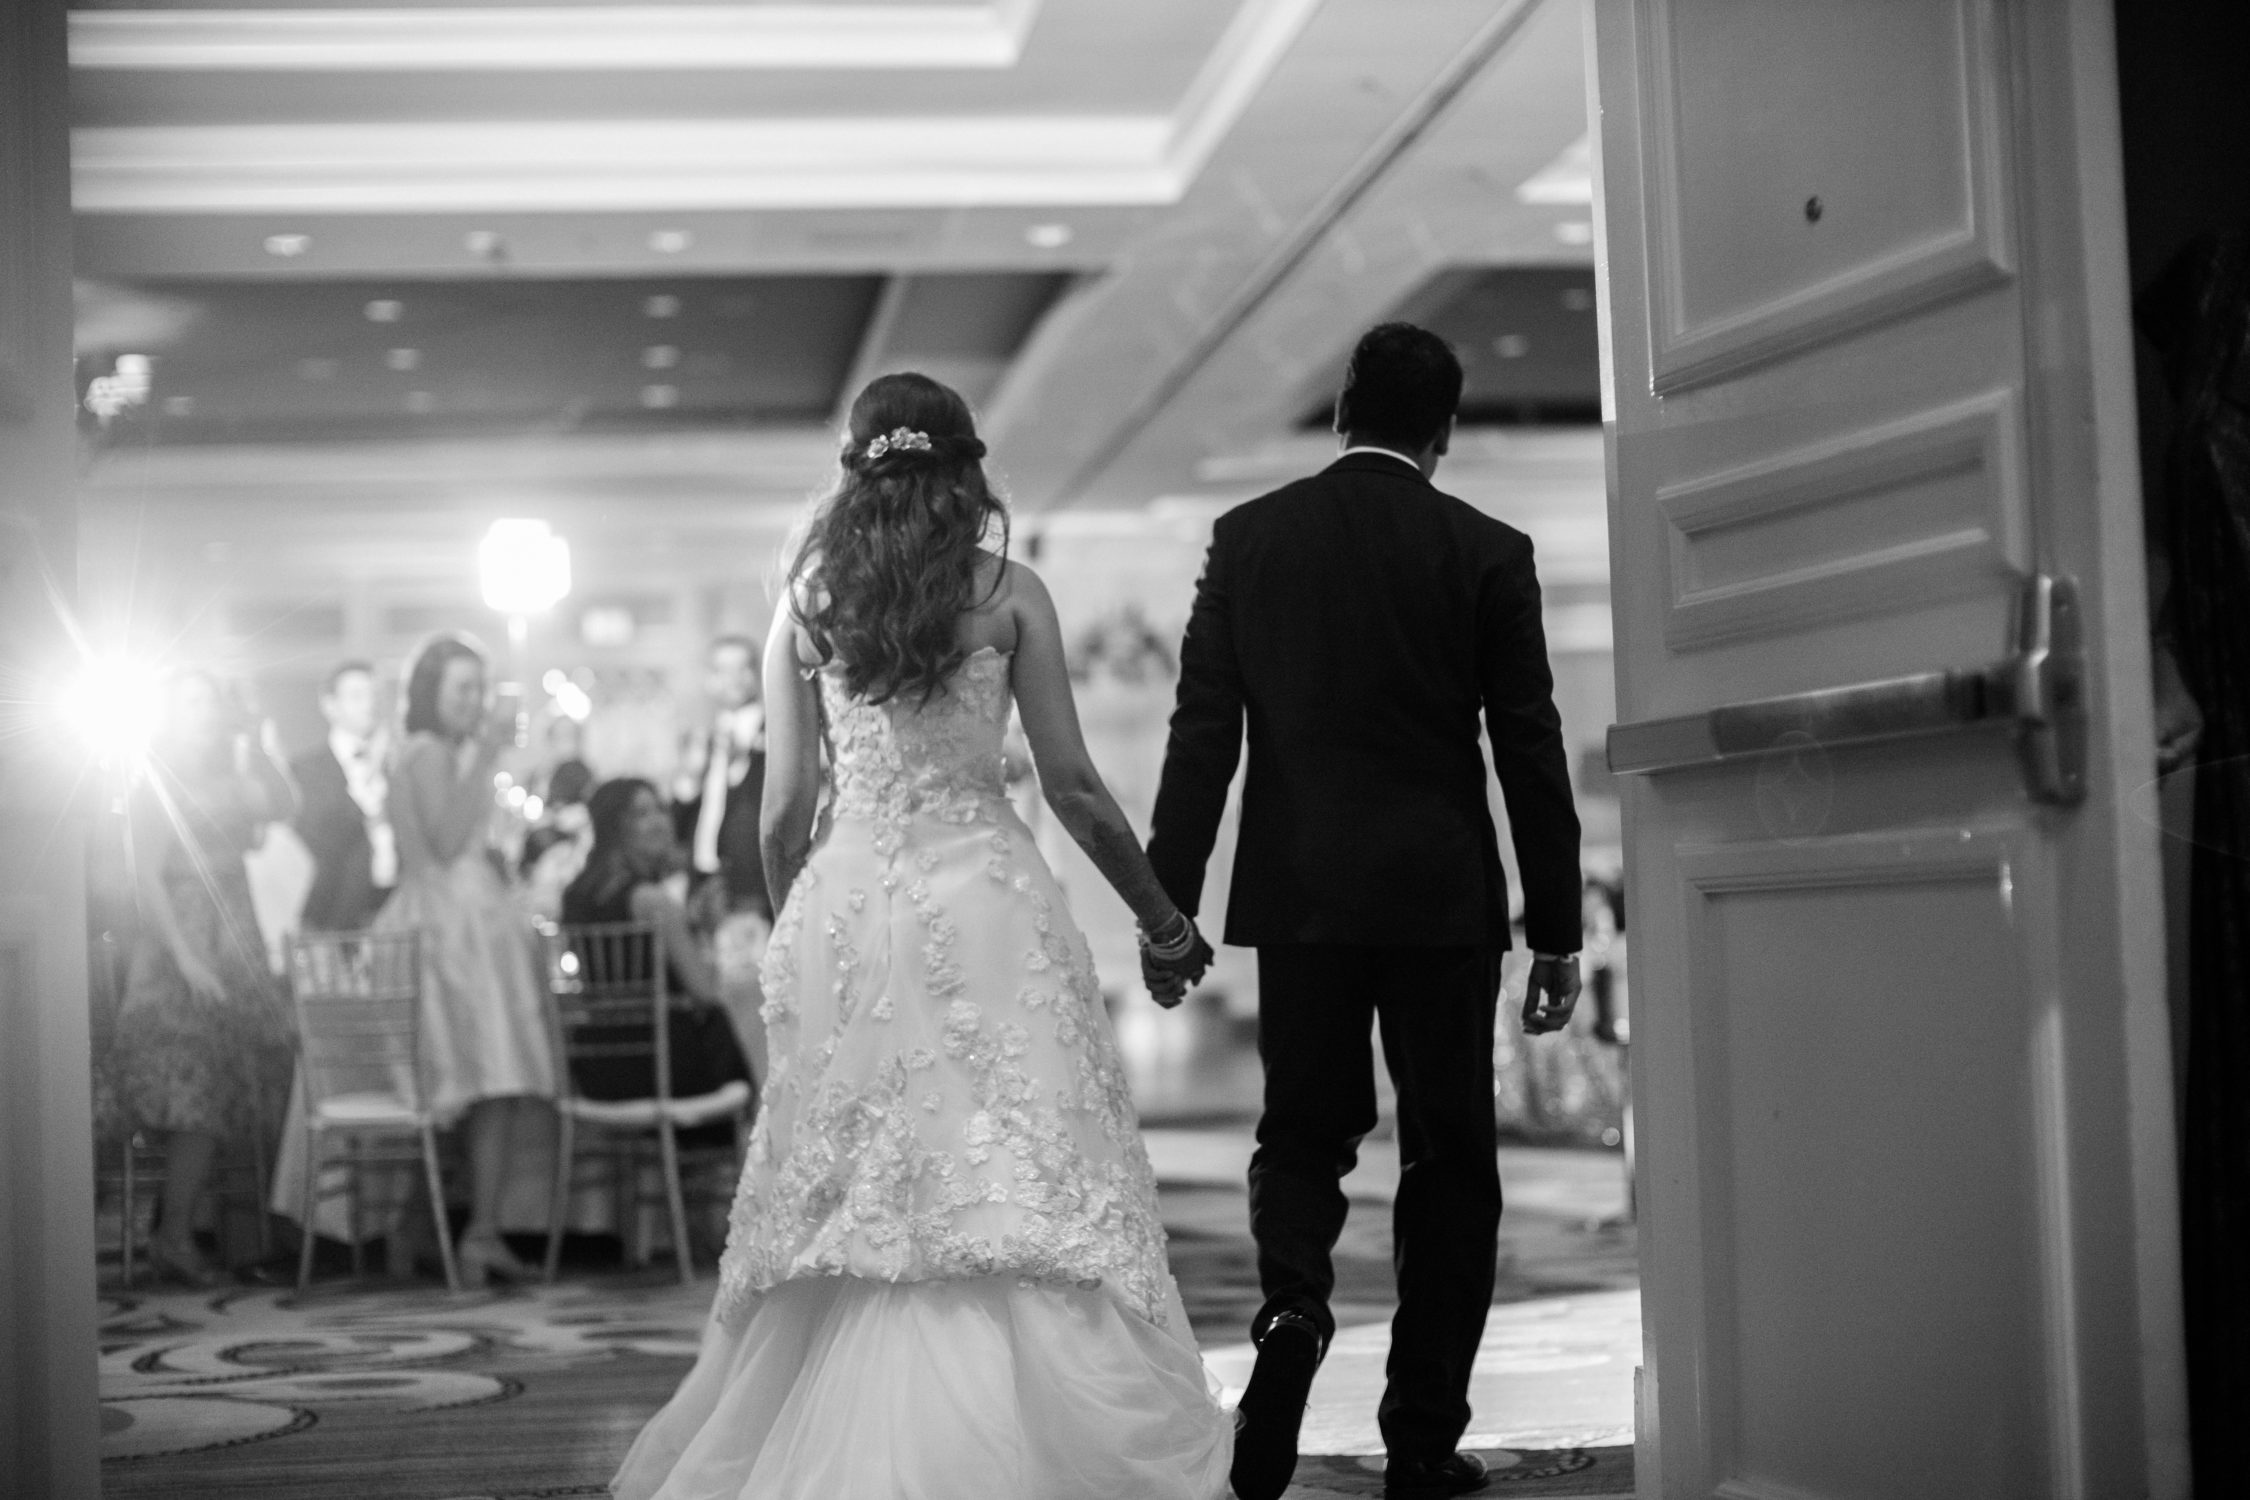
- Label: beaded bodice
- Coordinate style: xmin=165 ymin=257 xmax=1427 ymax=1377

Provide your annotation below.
xmin=820 ymin=647 xmax=1012 ymax=827
xmin=720 ymin=642 xmax=1182 ymax=1331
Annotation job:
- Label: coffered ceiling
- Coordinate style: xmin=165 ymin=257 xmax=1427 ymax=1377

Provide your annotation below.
xmin=72 ymin=0 xmax=1602 ymax=596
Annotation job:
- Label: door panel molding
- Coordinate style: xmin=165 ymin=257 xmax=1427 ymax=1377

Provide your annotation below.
xmin=1633 ymin=0 xmax=2015 ymax=395
xmin=1673 ymin=826 xmax=2081 ymax=1500
xmin=1658 ymin=389 xmax=2029 ymax=649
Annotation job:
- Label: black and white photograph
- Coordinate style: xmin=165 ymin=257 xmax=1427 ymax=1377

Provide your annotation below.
xmin=1 ymin=1 xmax=2245 ymax=1497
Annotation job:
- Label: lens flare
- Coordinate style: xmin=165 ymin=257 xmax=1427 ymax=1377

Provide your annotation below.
xmin=59 ymin=653 xmax=163 ymax=768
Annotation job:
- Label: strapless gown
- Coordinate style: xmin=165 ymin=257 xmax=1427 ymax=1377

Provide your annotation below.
xmin=611 ymin=649 xmax=1231 ymax=1500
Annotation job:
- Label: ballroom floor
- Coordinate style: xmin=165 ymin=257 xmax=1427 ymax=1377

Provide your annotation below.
xmin=98 ymin=992 xmax=1639 ymax=1499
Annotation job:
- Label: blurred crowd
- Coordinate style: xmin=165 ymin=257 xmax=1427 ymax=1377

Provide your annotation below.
xmin=87 ymin=631 xmax=775 ymax=1286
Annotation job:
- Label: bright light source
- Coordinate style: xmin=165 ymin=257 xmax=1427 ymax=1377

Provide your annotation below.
xmin=552 ymin=680 xmax=593 ymax=721
xmin=479 ymin=518 xmax=572 ymax=616
xmin=648 ymin=229 xmax=692 ymax=253
xmin=60 ymin=654 xmax=163 ymax=768
xmin=264 ymin=233 xmax=311 ymax=257
xmin=523 ymin=795 xmax=545 ymax=821
xmin=1516 ymin=135 xmax=1593 ymax=206
xmin=1025 ymin=222 xmax=1073 ymax=249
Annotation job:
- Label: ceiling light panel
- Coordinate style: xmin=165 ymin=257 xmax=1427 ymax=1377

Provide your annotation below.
xmin=68 ymin=3 xmax=1044 ymax=72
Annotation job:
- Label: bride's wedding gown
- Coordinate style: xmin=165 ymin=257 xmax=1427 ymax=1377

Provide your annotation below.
xmin=611 ymin=648 xmax=1233 ymax=1500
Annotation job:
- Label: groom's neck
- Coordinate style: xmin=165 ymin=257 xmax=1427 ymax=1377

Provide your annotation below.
xmin=1339 ymin=432 xmax=1441 ymax=481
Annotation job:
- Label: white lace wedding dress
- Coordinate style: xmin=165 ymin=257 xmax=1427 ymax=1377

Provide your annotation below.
xmin=611 ymin=648 xmax=1233 ymax=1500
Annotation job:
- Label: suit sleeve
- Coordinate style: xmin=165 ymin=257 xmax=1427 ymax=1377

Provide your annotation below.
xmin=1479 ymin=534 xmax=1583 ymax=956
xmin=1146 ymin=520 xmax=1246 ymax=920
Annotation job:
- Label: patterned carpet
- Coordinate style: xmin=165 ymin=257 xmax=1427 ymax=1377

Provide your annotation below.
xmin=100 ymin=1132 xmax=1639 ymax=1498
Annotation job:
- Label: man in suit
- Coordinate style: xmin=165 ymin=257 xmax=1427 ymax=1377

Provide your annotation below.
xmin=292 ymin=660 xmax=395 ymax=933
xmin=1145 ymin=323 xmax=1584 ymax=1500
xmin=672 ymin=634 xmax=770 ymax=921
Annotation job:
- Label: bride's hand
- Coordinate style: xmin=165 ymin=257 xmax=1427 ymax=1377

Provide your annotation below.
xmin=1139 ymin=916 xmax=1211 ymax=1009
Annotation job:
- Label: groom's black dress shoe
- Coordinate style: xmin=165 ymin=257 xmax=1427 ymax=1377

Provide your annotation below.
xmin=1229 ymin=1310 xmax=1323 ymax=1500
xmin=1384 ymin=1451 xmax=1490 ymax=1497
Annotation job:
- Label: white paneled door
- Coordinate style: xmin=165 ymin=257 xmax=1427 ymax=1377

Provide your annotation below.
xmin=1588 ymin=2 xmax=2187 ymax=1498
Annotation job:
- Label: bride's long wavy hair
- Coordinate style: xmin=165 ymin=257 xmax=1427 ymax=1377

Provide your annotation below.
xmin=786 ymin=372 xmax=1008 ymax=705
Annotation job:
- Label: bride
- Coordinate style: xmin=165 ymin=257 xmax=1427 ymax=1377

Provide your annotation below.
xmin=611 ymin=373 xmax=1235 ymax=1500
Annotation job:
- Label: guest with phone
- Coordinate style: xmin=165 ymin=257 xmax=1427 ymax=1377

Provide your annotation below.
xmin=376 ymin=633 xmax=558 ymax=1285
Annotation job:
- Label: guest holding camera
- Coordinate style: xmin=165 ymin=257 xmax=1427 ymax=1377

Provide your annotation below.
xmin=378 ymin=633 xmax=557 ymax=1285
xmin=117 ymin=669 xmax=296 ymax=1285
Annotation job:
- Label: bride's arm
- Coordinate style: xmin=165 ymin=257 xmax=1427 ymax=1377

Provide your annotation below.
xmin=1007 ymin=563 xmax=1185 ymax=934
xmin=758 ymin=593 xmax=823 ymax=910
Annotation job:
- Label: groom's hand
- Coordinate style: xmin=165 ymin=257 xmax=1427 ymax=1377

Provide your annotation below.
xmin=1139 ymin=928 xmax=1213 ymax=1010
xmin=1521 ymin=953 xmax=1582 ymax=1035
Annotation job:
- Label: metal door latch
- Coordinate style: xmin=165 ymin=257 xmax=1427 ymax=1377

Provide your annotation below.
xmin=1605 ymin=573 xmax=2088 ymax=806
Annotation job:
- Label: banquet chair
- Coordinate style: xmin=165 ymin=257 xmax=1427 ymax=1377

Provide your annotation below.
xmin=287 ymin=929 xmax=460 ymax=1293
xmin=542 ymin=921 xmax=753 ymax=1286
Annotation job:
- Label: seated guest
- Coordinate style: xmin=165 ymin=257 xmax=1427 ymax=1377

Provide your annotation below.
xmin=559 ymin=778 xmax=752 ymax=1144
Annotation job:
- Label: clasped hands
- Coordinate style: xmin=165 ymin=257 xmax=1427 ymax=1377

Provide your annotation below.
xmin=1137 ymin=910 xmax=1213 ymax=1010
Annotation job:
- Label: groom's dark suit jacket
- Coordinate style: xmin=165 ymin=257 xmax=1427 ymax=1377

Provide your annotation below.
xmin=1148 ymin=452 xmax=1582 ymax=955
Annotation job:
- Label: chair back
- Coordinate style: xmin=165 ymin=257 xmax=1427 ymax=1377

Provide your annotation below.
xmin=544 ymin=921 xmax=673 ymax=1104
xmin=287 ymin=930 xmax=425 ymax=1114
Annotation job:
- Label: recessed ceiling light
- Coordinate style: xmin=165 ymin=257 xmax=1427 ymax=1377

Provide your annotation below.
xmin=264 ymin=233 xmax=311 ymax=257
xmin=641 ymin=384 xmax=679 ymax=409
xmin=1494 ymin=334 xmax=1531 ymax=359
xmin=648 ymin=229 xmax=692 ymax=254
xmin=365 ymin=299 xmax=403 ymax=323
xmin=1517 ymin=136 xmax=1594 ymax=206
xmin=1553 ymin=220 xmax=1595 ymax=246
xmin=387 ymin=348 xmax=421 ymax=371
xmin=642 ymin=345 xmax=680 ymax=371
xmin=1025 ymin=223 xmax=1073 ymax=249
xmin=644 ymin=294 xmax=681 ymax=319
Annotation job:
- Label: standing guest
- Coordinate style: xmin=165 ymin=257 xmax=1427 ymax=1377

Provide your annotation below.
xmin=671 ymin=635 xmax=769 ymax=922
xmin=379 ymin=633 xmax=557 ymax=1286
xmin=291 ymin=660 xmax=395 ymax=933
xmin=118 ymin=670 xmax=297 ymax=1285
xmin=559 ymin=778 xmax=752 ymax=1148
xmin=1147 ymin=323 xmax=1584 ymax=1500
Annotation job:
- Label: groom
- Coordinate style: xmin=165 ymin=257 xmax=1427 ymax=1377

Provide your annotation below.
xmin=1145 ymin=323 xmax=1584 ymax=1500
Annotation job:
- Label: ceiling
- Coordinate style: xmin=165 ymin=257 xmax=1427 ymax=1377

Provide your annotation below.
xmin=70 ymin=0 xmax=1603 ymax=608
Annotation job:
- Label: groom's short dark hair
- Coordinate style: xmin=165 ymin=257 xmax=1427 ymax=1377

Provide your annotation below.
xmin=1334 ymin=323 xmax=1463 ymax=453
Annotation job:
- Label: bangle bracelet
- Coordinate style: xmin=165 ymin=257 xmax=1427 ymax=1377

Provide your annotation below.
xmin=1142 ymin=915 xmax=1197 ymax=961
xmin=1142 ymin=910 xmax=1190 ymax=943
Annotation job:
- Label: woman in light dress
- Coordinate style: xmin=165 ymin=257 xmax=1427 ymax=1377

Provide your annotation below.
xmin=611 ymin=373 xmax=1232 ymax=1500
xmin=379 ymin=633 xmax=557 ymax=1285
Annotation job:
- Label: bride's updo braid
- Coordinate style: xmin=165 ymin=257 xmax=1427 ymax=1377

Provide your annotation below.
xmin=787 ymin=372 xmax=1009 ymax=706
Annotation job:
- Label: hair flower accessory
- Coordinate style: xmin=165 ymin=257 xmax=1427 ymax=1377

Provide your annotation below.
xmin=865 ymin=427 xmax=934 ymax=460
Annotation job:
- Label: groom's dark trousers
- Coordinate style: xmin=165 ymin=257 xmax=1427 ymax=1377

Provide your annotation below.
xmin=1148 ymin=451 xmax=1581 ymax=1465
